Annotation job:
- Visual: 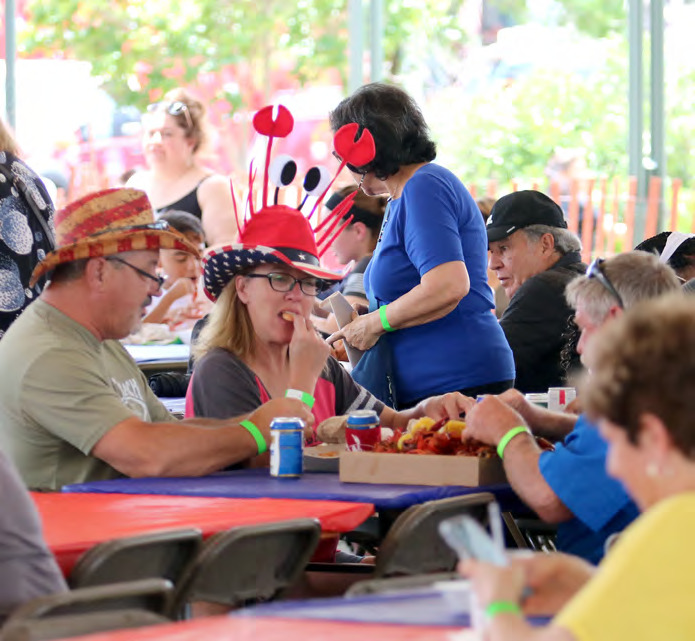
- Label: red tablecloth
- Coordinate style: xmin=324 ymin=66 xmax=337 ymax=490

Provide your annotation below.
xmin=33 ymin=493 xmax=373 ymax=575
xmin=54 ymin=616 xmax=461 ymax=641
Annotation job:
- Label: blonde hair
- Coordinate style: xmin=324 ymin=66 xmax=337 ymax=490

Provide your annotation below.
xmin=192 ymin=277 xmax=256 ymax=361
xmin=0 ymin=118 xmax=21 ymax=156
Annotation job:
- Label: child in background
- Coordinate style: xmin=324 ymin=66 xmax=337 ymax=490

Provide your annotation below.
xmin=143 ymin=209 xmax=209 ymax=329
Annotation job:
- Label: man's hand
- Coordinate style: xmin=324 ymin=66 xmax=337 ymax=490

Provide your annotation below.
xmin=247 ymin=397 xmax=315 ymax=444
xmin=464 ymin=395 xmax=528 ymax=446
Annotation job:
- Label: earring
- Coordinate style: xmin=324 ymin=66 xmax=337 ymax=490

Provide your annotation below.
xmin=646 ymin=462 xmax=660 ymax=478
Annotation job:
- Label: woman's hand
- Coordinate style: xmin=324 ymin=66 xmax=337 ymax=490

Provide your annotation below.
xmin=459 ymin=558 xmax=526 ymax=608
xmin=512 ymin=552 xmax=595 ymax=616
xmin=288 ymin=314 xmax=330 ymax=393
xmin=415 ymin=392 xmax=470 ymax=421
xmin=327 ymin=310 xmax=383 ymax=351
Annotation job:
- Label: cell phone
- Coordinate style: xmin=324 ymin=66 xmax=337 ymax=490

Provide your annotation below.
xmin=439 ymin=511 xmax=507 ymax=567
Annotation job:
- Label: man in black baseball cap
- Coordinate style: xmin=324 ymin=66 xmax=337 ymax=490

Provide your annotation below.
xmin=486 ymin=190 xmax=585 ymax=393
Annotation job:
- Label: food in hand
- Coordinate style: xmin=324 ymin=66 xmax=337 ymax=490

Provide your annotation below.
xmin=281 ymin=311 xmax=295 ymax=322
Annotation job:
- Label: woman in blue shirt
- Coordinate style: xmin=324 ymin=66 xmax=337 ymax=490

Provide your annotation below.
xmin=328 ymin=83 xmax=514 ymax=407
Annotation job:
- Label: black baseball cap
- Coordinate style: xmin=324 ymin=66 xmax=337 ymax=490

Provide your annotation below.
xmin=486 ymin=190 xmax=567 ymax=243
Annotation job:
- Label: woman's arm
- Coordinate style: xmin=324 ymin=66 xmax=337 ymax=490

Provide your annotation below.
xmin=197 ymin=174 xmax=239 ymax=245
xmin=328 ymin=260 xmax=469 ymax=351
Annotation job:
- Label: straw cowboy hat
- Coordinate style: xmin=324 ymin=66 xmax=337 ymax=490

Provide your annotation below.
xmin=30 ymin=188 xmax=200 ymax=286
xmin=202 ymin=104 xmax=376 ymax=302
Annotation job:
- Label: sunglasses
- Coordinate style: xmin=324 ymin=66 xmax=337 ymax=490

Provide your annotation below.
xmin=332 ymin=150 xmax=368 ymax=176
xmin=586 ymin=258 xmax=624 ymax=309
xmin=89 ymin=220 xmax=170 ymax=238
xmin=146 ymin=101 xmax=193 ymax=130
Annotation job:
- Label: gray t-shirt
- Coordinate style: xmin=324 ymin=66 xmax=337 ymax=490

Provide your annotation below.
xmin=0 ymin=450 xmax=66 ymax=623
xmin=0 ymin=299 xmax=173 ymax=490
xmin=191 ymin=348 xmax=384 ymax=424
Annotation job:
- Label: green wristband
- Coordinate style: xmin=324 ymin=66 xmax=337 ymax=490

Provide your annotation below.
xmin=497 ymin=426 xmax=530 ymax=460
xmin=240 ymin=420 xmax=267 ymax=455
xmin=485 ymin=601 xmax=522 ymax=618
xmin=379 ymin=305 xmax=394 ymax=332
xmin=284 ymin=388 xmax=315 ymax=409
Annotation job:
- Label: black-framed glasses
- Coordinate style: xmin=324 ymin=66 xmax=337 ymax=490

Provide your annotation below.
xmin=246 ymin=272 xmax=325 ymax=296
xmin=332 ymin=150 xmax=368 ymax=176
xmin=90 ymin=220 xmax=170 ymax=238
xmin=146 ymin=101 xmax=193 ymax=130
xmin=586 ymin=258 xmax=624 ymax=309
xmin=107 ymin=256 xmax=165 ymax=289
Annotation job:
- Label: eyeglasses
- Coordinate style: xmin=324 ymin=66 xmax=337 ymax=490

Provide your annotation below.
xmin=90 ymin=220 xmax=170 ymax=238
xmin=146 ymin=101 xmax=193 ymax=130
xmin=246 ymin=272 xmax=325 ymax=296
xmin=332 ymin=150 xmax=368 ymax=176
xmin=586 ymin=258 xmax=624 ymax=309
xmin=107 ymin=256 xmax=165 ymax=289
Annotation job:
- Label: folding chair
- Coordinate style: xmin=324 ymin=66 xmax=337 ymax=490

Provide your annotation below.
xmin=1 ymin=578 xmax=172 ymax=641
xmin=169 ymin=518 xmax=321 ymax=617
xmin=68 ymin=528 xmax=203 ymax=589
xmin=306 ymin=493 xmax=498 ymax=595
xmin=369 ymin=492 xmax=497 ymax=578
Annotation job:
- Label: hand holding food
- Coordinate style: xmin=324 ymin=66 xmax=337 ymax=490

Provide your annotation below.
xmin=326 ymin=311 xmax=382 ymax=351
xmin=287 ymin=312 xmax=330 ymax=392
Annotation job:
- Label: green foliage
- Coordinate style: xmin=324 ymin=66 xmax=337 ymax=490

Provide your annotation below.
xmin=431 ymin=37 xmax=630 ymax=187
xmin=552 ymin=0 xmax=626 ymax=38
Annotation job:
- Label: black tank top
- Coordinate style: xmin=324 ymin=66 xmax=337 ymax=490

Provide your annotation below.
xmin=156 ymin=176 xmax=213 ymax=219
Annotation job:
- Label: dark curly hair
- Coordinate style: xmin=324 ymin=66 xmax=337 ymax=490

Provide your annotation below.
xmin=329 ymin=83 xmax=436 ymax=180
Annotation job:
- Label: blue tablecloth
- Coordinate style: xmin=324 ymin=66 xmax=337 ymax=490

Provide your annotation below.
xmin=236 ymin=587 xmax=548 ymax=627
xmin=62 ymin=469 xmax=520 ymax=512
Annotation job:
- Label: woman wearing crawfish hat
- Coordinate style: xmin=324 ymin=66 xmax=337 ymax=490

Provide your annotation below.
xmin=127 ymin=88 xmax=237 ymax=246
xmin=187 ymin=105 xmax=469 ymax=438
xmin=327 ymin=83 xmax=515 ymax=408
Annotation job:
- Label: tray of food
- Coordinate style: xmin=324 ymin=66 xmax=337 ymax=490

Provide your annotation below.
xmin=303 ymin=443 xmax=343 ymax=473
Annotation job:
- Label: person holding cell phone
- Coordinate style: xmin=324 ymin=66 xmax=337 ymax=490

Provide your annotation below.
xmin=458 ymin=294 xmax=695 ymax=641
xmin=127 ymin=88 xmax=237 ymax=245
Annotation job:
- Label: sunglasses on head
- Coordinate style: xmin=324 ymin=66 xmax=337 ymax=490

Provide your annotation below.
xmin=89 ymin=220 xmax=170 ymax=238
xmin=586 ymin=257 xmax=624 ymax=309
xmin=147 ymin=101 xmax=193 ymax=130
xmin=332 ymin=150 xmax=368 ymax=176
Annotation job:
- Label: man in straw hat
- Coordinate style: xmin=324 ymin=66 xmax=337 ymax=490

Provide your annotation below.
xmin=0 ymin=188 xmax=314 ymax=491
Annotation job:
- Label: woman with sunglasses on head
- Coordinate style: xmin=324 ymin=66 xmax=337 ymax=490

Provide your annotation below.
xmin=459 ymin=293 xmax=695 ymax=641
xmin=127 ymin=89 xmax=237 ymax=245
xmin=327 ymin=83 xmax=515 ymax=408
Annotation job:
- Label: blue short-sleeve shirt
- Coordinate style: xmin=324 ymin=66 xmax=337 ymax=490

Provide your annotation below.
xmin=364 ymin=164 xmax=514 ymax=403
xmin=539 ymin=413 xmax=640 ymax=564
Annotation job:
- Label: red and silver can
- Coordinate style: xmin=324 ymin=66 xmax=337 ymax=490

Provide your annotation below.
xmin=345 ymin=409 xmax=381 ymax=452
xmin=270 ymin=417 xmax=304 ymax=478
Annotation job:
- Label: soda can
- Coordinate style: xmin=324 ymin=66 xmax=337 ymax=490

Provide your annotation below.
xmin=345 ymin=409 xmax=381 ymax=452
xmin=270 ymin=417 xmax=304 ymax=478
xmin=548 ymin=387 xmax=577 ymax=412
xmin=524 ymin=393 xmax=549 ymax=409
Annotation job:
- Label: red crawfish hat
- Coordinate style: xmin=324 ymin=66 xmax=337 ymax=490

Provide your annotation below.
xmin=203 ymin=104 xmax=375 ymax=301
xmin=30 ymin=188 xmax=200 ymax=286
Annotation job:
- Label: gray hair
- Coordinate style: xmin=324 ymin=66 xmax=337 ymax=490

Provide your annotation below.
xmin=521 ymin=225 xmax=582 ymax=256
xmin=566 ymin=251 xmax=682 ymax=324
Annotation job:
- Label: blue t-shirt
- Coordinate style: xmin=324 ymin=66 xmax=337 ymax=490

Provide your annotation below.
xmin=364 ymin=164 xmax=515 ymax=404
xmin=539 ymin=414 xmax=640 ymax=564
